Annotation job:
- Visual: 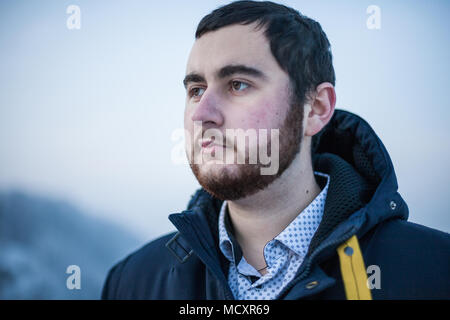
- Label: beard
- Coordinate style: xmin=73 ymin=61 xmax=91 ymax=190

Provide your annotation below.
xmin=188 ymin=98 xmax=304 ymax=201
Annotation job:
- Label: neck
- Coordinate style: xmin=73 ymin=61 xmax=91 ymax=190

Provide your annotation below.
xmin=226 ymin=141 xmax=321 ymax=272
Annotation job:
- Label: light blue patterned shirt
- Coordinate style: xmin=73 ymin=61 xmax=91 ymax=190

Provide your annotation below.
xmin=218 ymin=171 xmax=330 ymax=300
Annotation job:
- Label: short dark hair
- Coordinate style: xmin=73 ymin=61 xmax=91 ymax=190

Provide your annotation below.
xmin=196 ymin=0 xmax=335 ymax=107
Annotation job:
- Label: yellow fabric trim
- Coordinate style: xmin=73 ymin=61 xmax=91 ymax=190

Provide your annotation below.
xmin=337 ymin=235 xmax=372 ymax=300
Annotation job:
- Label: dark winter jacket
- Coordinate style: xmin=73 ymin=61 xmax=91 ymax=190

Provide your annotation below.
xmin=101 ymin=109 xmax=450 ymax=300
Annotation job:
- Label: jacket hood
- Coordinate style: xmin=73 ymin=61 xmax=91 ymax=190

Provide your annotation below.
xmin=169 ymin=109 xmax=408 ymax=266
xmin=307 ymin=109 xmax=408 ymax=254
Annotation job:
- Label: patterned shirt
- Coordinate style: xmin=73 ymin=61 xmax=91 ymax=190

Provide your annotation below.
xmin=218 ymin=171 xmax=330 ymax=300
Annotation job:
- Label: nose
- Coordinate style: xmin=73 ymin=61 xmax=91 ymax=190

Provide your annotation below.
xmin=191 ymin=89 xmax=224 ymax=128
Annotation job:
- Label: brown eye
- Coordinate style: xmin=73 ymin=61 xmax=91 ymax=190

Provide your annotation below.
xmin=190 ymin=87 xmax=205 ymax=97
xmin=231 ymin=81 xmax=249 ymax=92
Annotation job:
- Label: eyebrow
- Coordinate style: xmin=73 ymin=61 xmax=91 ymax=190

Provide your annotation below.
xmin=183 ymin=73 xmax=205 ymax=89
xmin=183 ymin=64 xmax=267 ymax=88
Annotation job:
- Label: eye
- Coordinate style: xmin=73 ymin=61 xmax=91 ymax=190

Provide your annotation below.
xmin=230 ymin=81 xmax=250 ymax=92
xmin=189 ymin=87 xmax=206 ymax=98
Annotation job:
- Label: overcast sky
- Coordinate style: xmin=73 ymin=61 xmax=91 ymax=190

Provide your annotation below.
xmin=1 ymin=0 xmax=449 ymax=241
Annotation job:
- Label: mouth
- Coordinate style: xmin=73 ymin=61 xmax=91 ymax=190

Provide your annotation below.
xmin=199 ymin=139 xmax=225 ymax=149
xmin=198 ymin=139 xmax=228 ymax=157
xmin=201 ymin=140 xmax=213 ymax=148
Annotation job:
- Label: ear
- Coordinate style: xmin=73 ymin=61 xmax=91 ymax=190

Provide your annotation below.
xmin=304 ymin=82 xmax=336 ymax=137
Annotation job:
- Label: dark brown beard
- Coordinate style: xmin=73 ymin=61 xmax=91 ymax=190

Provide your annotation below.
xmin=189 ymin=98 xmax=304 ymax=201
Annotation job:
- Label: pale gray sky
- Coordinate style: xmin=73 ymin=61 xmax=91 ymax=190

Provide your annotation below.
xmin=0 ymin=0 xmax=449 ymax=241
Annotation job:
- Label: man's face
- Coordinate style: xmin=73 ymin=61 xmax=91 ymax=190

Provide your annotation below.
xmin=184 ymin=23 xmax=304 ymax=200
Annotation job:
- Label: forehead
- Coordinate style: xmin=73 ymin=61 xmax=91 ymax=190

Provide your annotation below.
xmin=186 ymin=23 xmax=280 ymax=76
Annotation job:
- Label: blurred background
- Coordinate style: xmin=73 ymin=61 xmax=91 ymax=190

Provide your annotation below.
xmin=0 ymin=0 xmax=449 ymax=299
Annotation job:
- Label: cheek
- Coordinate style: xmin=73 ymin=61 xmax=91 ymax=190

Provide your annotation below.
xmin=231 ymin=100 xmax=285 ymax=154
xmin=184 ymin=108 xmax=194 ymax=150
xmin=184 ymin=106 xmax=193 ymax=131
xmin=243 ymin=99 xmax=286 ymax=130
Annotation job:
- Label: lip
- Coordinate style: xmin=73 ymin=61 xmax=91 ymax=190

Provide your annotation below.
xmin=201 ymin=140 xmax=213 ymax=148
xmin=199 ymin=139 xmax=225 ymax=149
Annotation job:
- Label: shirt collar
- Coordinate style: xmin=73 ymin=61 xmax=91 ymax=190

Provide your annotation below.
xmin=218 ymin=199 xmax=242 ymax=263
xmin=274 ymin=171 xmax=330 ymax=256
xmin=218 ymin=171 xmax=330 ymax=263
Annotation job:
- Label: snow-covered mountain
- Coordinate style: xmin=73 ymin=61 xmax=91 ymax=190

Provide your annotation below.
xmin=0 ymin=191 xmax=142 ymax=299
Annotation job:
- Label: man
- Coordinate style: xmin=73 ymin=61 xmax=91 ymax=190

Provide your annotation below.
xmin=102 ymin=1 xmax=450 ymax=300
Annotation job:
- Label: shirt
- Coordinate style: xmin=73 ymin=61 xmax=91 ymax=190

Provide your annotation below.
xmin=218 ymin=171 xmax=330 ymax=300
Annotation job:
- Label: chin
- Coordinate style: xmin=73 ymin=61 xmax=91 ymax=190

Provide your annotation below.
xmin=198 ymin=161 xmax=240 ymax=179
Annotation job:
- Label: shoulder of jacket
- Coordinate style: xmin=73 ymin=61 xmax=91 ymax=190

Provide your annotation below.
xmin=119 ymin=231 xmax=181 ymax=272
xmin=361 ymin=218 xmax=450 ymax=269
xmin=101 ymin=231 xmax=180 ymax=299
xmin=372 ymin=218 xmax=450 ymax=244
xmin=359 ymin=218 xmax=450 ymax=298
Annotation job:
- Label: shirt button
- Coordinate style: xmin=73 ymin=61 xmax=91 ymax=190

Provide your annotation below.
xmin=305 ymin=281 xmax=319 ymax=289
